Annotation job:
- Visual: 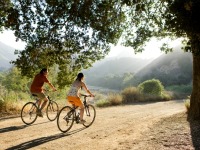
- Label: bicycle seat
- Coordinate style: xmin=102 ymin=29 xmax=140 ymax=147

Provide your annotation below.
xmin=32 ymin=94 xmax=38 ymax=97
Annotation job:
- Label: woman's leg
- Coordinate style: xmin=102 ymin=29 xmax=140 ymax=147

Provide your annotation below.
xmin=79 ymin=105 xmax=84 ymax=121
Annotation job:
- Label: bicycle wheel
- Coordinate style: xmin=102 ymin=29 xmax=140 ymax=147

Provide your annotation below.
xmin=57 ymin=106 xmax=74 ymax=133
xmin=21 ymin=102 xmax=38 ymax=125
xmin=83 ymin=104 xmax=96 ymax=127
xmin=46 ymin=100 xmax=59 ymax=121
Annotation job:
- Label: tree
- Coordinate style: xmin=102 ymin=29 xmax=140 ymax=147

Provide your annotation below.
xmin=1 ymin=0 xmax=200 ymax=119
xmin=0 ymin=0 xmax=126 ymax=88
xmin=120 ymin=0 xmax=200 ymax=119
xmin=0 ymin=0 xmax=12 ymax=31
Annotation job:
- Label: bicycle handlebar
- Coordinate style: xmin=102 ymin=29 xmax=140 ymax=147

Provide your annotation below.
xmin=80 ymin=94 xmax=95 ymax=98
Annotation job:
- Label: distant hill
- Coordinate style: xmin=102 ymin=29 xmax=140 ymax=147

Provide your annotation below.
xmin=83 ymin=45 xmax=193 ymax=89
xmin=135 ymin=46 xmax=193 ymax=86
xmin=83 ymin=56 xmax=154 ymax=87
xmin=83 ymin=57 xmax=153 ymax=77
xmin=0 ymin=41 xmax=17 ymax=71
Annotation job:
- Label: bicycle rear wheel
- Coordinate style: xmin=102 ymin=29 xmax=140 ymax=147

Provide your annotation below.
xmin=83 ymin=104 xmax=96 ymax=127
xmin=46 ymin=100 xmax=59 ymax=121
xmin=21 ymin=102 xmax=38 ymax=125
xmin=57 ymin=106 xmax=74 ymax=133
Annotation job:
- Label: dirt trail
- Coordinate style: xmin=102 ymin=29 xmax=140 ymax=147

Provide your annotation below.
xmin=0 ymin=100 xmax=186 ymax=150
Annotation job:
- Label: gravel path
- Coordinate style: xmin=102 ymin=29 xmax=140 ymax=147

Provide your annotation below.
xmin=1 ymin=100 xmax=193 ymax=150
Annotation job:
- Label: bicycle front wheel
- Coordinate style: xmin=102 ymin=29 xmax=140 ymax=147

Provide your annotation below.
xmin=83 ymin=104 xmax=96 ymax=127
xmin=21 ymin=102 xmax=38 ymax=125
xmin=46 ymin=100 xmax=59 ymax=121
xmin=57 ymin=106 xmax=74 ymax=133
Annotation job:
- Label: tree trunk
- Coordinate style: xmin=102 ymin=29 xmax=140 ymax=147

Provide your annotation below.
xmin=189 ymin=53 xmax=200 ymax=120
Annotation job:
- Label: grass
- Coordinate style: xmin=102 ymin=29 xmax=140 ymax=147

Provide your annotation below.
xmin=94 ymin=86 xmax=172 ymax=107
xmin=184 ymin=96 xmax=190 ymax=113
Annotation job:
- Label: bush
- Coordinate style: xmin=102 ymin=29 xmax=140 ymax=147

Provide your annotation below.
xmin=121 ymin=87 xmax=141 ymax=103
xmin=96 ymin=99 xmax=110 ymax=107
xmin=138 ymin=79 xmax=164 ymax=96
xmin=166 ymin=84 xmax=192 ymax=99
xmin=95 ymin=92 xmax=122 ymax=107
xmin=107 ymin=93 xmax=122 ymax=106
xmin=184 ymin=96 xmax=190 ymax=113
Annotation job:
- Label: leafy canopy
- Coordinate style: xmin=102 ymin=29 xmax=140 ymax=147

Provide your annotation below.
xmin=1 ymin=0 xmax=199 ymax=88
xmin=1 ymin=0 xmax=126 ymax=88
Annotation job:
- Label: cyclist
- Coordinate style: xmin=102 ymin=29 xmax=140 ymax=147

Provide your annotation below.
xmin=67 ymin=72 xmax=94 ymax=124
xmin=30 ymin=68 xmax=57 ymax=117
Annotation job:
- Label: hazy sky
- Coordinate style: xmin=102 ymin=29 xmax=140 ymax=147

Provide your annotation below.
xmin=0 ymin=30 xmax=181 ymax=59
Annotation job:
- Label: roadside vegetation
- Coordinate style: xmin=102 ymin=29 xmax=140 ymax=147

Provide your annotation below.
xmin=0 ymin=67 xmax=190 ymax=115
xmin=96 ymin=79 xmax=172 ymax=107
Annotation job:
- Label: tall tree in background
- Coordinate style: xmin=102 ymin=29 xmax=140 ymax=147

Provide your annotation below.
xmin=0 ymin=0 xmax=200 ymax=119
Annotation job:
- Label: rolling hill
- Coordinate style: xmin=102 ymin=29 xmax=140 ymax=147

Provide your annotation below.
xmin=135 ymin=46 xmax=192 ymax=86
xmin=0 ymin=41 xmax=17 ymax=71
xmin=83 ymin=57 xmax=153 ymax=77
xmin=83 ymin=45 xmax=193 ymax=89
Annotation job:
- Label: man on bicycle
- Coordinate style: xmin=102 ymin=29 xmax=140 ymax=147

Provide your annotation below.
xmin=30 ymin=68 xmax=56 ymax=117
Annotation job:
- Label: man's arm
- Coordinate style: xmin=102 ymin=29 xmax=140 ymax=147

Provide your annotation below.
xmin=47 ymin=82 xmax=57 ymax=91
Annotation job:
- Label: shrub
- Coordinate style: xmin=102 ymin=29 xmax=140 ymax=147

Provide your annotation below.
xmin=121 ymin=87 xmax=141 ymax=103
xmin=184 ymin=96 xmax=190 ymax=113
xmin=166 ymin=84 xmax=192 ymax=99
xmin=138 ymin=79 xmax=164 ymax=96
xmin=96 ymin=99 xmax=110 ymax=107
xmin=107 ymin=93 xmax=122 ymax=106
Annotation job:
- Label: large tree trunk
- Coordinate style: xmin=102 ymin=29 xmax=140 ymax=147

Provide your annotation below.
xmin=189 ymin=53 xmax=200 ymax=120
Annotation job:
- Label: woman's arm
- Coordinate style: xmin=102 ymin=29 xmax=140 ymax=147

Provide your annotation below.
xmin=81 ymin=82 xmax=94 ymax=97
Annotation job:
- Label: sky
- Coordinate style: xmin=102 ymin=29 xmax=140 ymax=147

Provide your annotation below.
xmin=0 ymin=30 xmax=181 ymax=59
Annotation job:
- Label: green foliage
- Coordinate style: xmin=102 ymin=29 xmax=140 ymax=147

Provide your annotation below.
xmin=95 ymin=99 xmax=110 ymax=107
xmin=0 ymin=67 xmax=31 ymax=92
xmin=166 ymin=84 xmax=192 ymax=94
xmin=138 ymin=79 xmax=164 ymax=96
xmin=0 ymin=0 xmax=12 ymax=31
xmin=0 ymin=85 xmax=30 ymax=113
xmin=0 ymin=0 xmax=126 ymax=87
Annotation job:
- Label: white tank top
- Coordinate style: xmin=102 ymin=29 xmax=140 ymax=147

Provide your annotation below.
xmin=68 ymin=80 xmax=82 ymax=97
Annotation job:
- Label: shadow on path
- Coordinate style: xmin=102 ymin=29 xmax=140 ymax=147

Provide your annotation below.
xmin=5 ymin=127 xmax=86 ymax=150
xmin=189 ymin=119 xmax=200 ymax=149
xmin=0 ymin=121 xmax=50 ymax=134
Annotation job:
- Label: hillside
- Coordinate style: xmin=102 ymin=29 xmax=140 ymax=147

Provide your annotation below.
xmin=135 ymin=46 xmax=193 ymax=86
xmin=83 ymin=57 xmax=153 ymax=77
xmin=0 ymin=41 xmax=17 ymax=70
xmin=83 ymin=46 xmax=193 ymax=89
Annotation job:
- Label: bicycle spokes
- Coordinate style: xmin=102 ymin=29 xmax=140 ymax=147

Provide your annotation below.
xmin=57 ymin=106 xmax=74 ymax=133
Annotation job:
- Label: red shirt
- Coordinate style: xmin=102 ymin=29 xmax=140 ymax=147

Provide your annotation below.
xmin=30 ymin=73 xmax=49 ymax=93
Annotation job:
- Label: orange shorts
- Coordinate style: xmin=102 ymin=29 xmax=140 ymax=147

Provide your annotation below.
xmin=67 ymin=96 xmax=83 ymax=107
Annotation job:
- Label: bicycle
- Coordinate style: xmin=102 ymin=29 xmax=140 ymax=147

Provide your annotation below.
xmin=57 ymin=94 xmax=96 ymax=133
xmin=21 ymin=93 xmax=59 ymax=125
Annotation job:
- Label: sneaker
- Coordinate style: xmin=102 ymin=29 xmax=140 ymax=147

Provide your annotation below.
xmin=37 ymin=109 xmax=43 ymax=117
xmin=79 ymin=119 xmax=86 ymax=124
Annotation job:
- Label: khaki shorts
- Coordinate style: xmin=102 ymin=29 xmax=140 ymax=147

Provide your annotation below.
xmin=67 ymin=96 xmax=83 ymax=107
xmin=31 ymin=92 xmax=46 ymax=99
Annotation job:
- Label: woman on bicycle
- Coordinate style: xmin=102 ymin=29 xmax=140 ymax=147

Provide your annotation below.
xmin=30 ymin=68 xmax=57 ymax=117
xmin=67 ymin=72 xmax=94 ymax=124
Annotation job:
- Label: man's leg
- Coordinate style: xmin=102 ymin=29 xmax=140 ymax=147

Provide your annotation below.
xmin=36 ymin=93 xmax=48 ymax=117
xmin=40 ymin=97 xmax=48 ymax=111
